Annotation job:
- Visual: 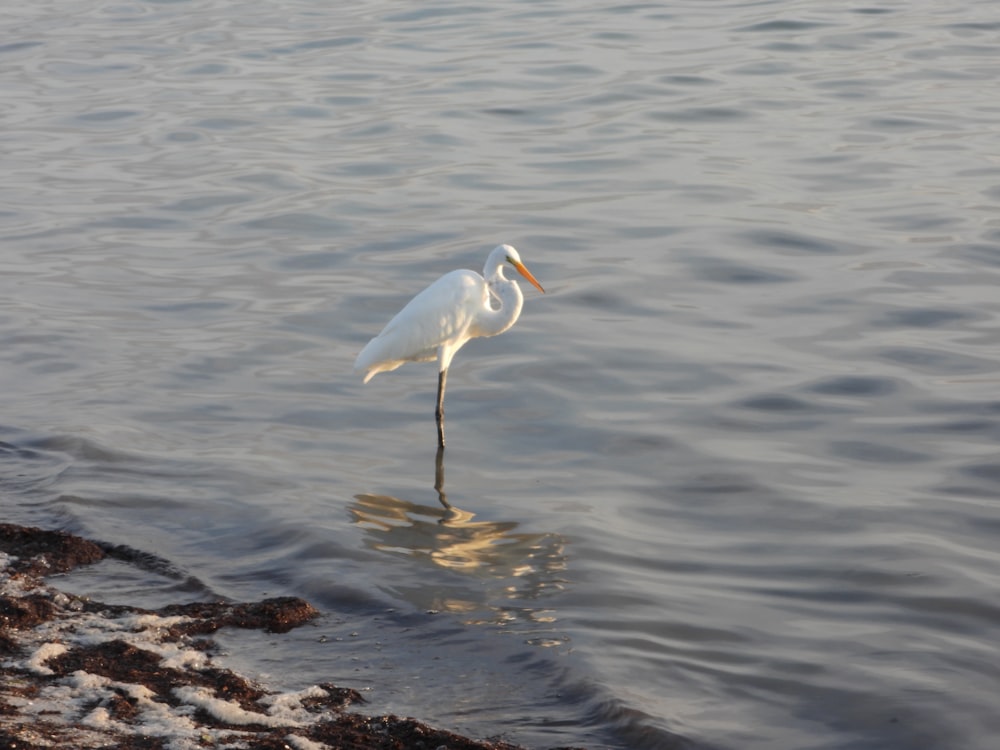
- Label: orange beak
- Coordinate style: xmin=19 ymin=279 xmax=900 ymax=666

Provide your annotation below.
xmin=510 ymin=259 xmax=545 ymax=294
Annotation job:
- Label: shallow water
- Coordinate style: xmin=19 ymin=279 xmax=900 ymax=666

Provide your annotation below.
xmin=4 ymin=1 xmax=1000 ymax=748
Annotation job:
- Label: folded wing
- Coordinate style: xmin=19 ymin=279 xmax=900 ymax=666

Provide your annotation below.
xmin=354 ymin=269 xmax=487 ymax=383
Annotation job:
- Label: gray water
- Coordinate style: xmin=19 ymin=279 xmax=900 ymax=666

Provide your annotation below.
xmin=3 ymin=1 xmax=1000 ymax=748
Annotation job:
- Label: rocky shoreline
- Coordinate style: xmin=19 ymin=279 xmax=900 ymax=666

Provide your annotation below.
xmin=0 ymin=523 xmax=583 ymax=750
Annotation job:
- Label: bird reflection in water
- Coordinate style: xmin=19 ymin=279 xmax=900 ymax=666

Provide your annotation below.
xmin=349 ymin=448 xmax=568 ymax=627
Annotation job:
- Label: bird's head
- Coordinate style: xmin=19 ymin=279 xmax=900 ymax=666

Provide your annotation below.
xmin=499 ymin=245 xmax=545 ymax=294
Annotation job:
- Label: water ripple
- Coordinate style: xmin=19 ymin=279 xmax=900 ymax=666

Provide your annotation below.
xmin=4 ymin=1 xmax=1000 ymax=748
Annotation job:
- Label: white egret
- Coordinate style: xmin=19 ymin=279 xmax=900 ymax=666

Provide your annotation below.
xmin=354 ymin=244 xmax=545 ymax=447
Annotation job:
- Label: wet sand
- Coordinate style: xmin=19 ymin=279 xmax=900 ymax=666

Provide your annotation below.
xmin=0 ymin=523 xmax=583 ymax=750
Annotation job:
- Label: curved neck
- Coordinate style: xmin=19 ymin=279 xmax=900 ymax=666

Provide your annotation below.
xmin=478 ymin=272 xmax=524 ymax=338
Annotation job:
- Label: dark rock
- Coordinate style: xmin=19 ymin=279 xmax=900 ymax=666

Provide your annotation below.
xmin=0 ymin=523 xmax=105 ymax=576
xmin=0 ymin=523 xmax=585 ymax=750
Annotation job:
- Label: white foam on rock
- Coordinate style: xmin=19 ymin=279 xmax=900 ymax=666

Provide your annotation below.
xmin=174 ymin=685 xmax=304 ymax=728
xmin=25 ymin=641 xmax=68 ymax=675
xmin=285 ymin=734 xmax=331 ymax=750
xmin=261 ymin=684 xmax=330 ymax=723
xmin=81 ymin=705 xmax=128 ymax=732
xmin=11 ymin=602 xmax=203 ymax=665
xmin=8 ymin=667 xmax=195 ymax=743
xmin=0 ymin=582 xmax=346 ymax=749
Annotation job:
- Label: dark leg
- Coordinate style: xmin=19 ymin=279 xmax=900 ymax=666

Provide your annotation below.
xmin=434 ymin=445 xmax=451 ymax=510
xmin=435 ymin=368 xmax=447 ymax=448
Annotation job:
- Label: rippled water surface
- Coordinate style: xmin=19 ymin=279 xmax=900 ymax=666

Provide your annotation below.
xmin=4 ymin=1 xmax=1000 ymax=748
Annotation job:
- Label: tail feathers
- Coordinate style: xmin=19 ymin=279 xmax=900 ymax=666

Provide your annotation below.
xmin=354 ymin=339 xmax=378 ymax=383
xmin=354 ymin=332 xmax=436 ymax=384
xmin=353 ymin=356 xmax=377 ymax=384
xmin=354 ymin=357 xmax=404 ymax=384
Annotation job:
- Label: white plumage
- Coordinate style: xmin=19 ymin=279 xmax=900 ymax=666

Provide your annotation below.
xmin=354 ymin=244 xmax=545 ymax=447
